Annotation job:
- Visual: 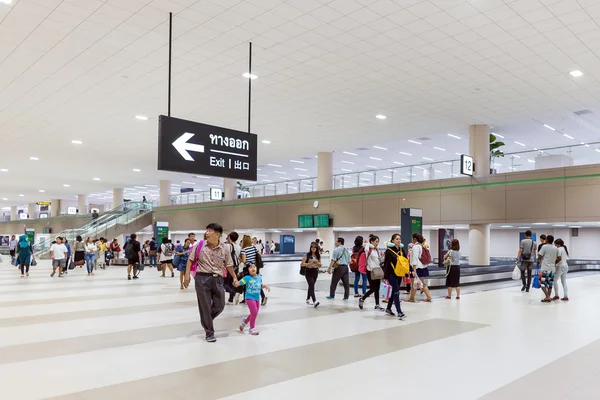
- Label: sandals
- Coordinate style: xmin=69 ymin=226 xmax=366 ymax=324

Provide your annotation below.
xmin=424 ymin=298 xmax=432 ymax=302
xmin=445 ymin=296 xmax=451 ymax=299
xmin=561 ymin=297 xmax=569 ymax=301
xmin=541 ymin=298 xmax=551 ymax=303
xmin=456 ymin=297 xmax=460 ymax=300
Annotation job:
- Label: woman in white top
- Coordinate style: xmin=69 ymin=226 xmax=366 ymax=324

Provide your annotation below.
xmin=358 ymin=235 xmax=384 ymax=311
xmin=553 ymin=238 xmax=569 ymax=301
xmin=408 ymin=233 xmax=432 ymax=302
xmin=84 ymin=237 xmax=97 ymax=276
xmin=159 ymin=237 xmax=175 ymax=278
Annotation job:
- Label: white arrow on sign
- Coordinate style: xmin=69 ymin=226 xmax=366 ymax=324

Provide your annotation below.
xmin=172 ymin=132 xmax=205 ymax=161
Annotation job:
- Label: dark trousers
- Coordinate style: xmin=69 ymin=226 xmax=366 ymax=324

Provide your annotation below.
xmin=521 ymin=262 xmax=533 ymax=289
xmin=305 ymin=268 xmax=319 ymax=302
xmin=329 ymin=265 xmax=349 ymax=299
xmin=194 ymin=274 xmax=225 ymax=338
xmin=20 ymin=263 xmax=30 ymax=274
xmin=224 ymin=275 xmax=236 ymax=302
xmin=386 ymin=274 xmax=403 ymax=314
xmin=362 ymin=274 xmax=381 ymax=305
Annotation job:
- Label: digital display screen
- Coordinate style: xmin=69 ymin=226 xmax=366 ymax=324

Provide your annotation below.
xmin=313 ymin=214 xmax=330 ymax=228
xmin=298 ymin=215 xmax=314 ymax=228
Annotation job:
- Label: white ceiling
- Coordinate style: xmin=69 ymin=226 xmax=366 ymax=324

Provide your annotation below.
xmin=2 ymin=0 xmax=600 ymax=207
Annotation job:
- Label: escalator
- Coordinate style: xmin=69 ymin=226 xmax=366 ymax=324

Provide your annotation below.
xmin=32 ymin=202 xmax=155 ymax=259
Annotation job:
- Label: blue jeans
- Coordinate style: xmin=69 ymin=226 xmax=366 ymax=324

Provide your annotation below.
xmin=85 ymin=253 xmax=96 ymax=273
xmin=385 ymin=274 xmax=403 ymax=314
xmin=354 ymin=271 xmax=367 ymax=295
xmin=149 ymin=255 xmax=157 ymax=266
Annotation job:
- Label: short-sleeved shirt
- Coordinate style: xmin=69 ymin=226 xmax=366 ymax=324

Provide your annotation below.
xmin=557 ymin=247 xmax=569 ymax=268
xmin=189 ymin=241 xmax=234 ymax=275
xmin=239 ymin=274 xmax=262 ymax=301
xmin=50 ymin=243 xmax=68 ymax=260
xmin=149 ymin=240 xmax=157 ymax=251
xmin=520 ymin=239 xmax=536 ymax=260
xmin=448 ymin=250 xmax=460 ymax=266
xmin=242 ymin=246 xmax=257 ymax=267
xmin=538 ymin=244 xmax=559 ymax=273
xmin=126 ymin=240 xmax=141 ymax=262
xmin=332 ymin=245 xmax=350 ymax=266
xmin=229 ymin=243 xmax=242 ymax=269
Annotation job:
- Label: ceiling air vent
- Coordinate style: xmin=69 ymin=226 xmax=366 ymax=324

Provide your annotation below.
xmin=301 ymin=157 xmax=312 ymax=160
xmin=356 ymin=147 xmax=369 ymax=151
xmin=416 ymin=137 xmax=432 ymax=141
xmin=574 ymin=109 xmax=593 ymax=116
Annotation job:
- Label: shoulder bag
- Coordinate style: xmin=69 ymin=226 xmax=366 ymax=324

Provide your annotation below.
xmin=521 ymin=240 xmax=534 ymax=261
xmin=299 ymin=259 xmax=307 ymax=276
xmin=368 ymin=249 xmax=384 ymax=279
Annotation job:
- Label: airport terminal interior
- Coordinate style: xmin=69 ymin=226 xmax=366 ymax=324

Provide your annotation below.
xmin=3 ymin=0 xmax=600 ymax=399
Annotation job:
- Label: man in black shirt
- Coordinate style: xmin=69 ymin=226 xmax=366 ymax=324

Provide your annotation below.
xmin=125 ymin=233 xmax=142 ymax=280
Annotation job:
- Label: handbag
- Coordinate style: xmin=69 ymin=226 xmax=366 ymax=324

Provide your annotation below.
xmin=68 ymin=261 xmax=75 ymax=270
xmin=532 ymin=269 xmax=541 ymax=289
xmin=75 ymin=260 xmax=85 ymax=266
xmin=135 ymin=262 xmax=144 ymax=271
xmin=370 ymin=266 xmax=384 ymax=280
xmin=299 ymin=263 xmax=307 ymax=276
xmin=443 ymin=251 xmax=452 ymax=268
xmin=31 ymin=258 xmax=37 ymax=267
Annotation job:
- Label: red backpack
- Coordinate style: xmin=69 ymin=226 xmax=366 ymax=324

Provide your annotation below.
xmin=419 ymin=245 xmax=432 ymax=265
xmin=349 ymin=247 xmax=364 ymax=272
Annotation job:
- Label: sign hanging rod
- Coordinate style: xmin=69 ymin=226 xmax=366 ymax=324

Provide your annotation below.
xmin=168 ymin=12 xmax=173 ymax=117
xmin=247 ymin=42 xmax=252 ymax=134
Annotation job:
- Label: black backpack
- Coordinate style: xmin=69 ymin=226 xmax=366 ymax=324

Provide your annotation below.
xmin=124 ymin=241 xmax=135 ymax=259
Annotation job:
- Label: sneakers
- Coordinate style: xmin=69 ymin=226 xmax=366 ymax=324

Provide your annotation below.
xmin=50 ymin=272 xmax=55 ymax=278
xmin=326 ymin=296 xmax=335 ymax=300
xmin=354 ymin=294 xmax=361 ymax=298
xmin=306 ymin=300 xmax=313 ymax=306
xmin=234 ymin=293 xmax=240 ymax=305
xmin=358 ymin=298 xmax=364 ymax=310
xmin=128 ymin=275 xmax=131 ymax=280
xmin=133 ymin=275 xmax=139 ymax=279
xmin=314 ymin=301 xmax=320 ymax=308
xmin=374 ymin=305 xmax=384 ymax=312
xmin=398 ymin=312 xmax=407 ymax=320
xmin=171 ymin=272 xmax=175 ymax=278
xmin=227 ymin=301 xmax=234 ymax=306
xmin=343 ymin=297 xmax=349 ymax=301
xmin=239 ymin=317 xmax=247 ymax=332
xmin=206 ymin=335 xmax=217 ymax=343
xmin=249 ymin=329 xmax=259 ymax=336
xmin=521 ymin=286 xmax=526 ymax=292
xmin=385 ymin=308 xmax=395 ymax=317
xmin=261 ymin=297 xmax=268 ymax=306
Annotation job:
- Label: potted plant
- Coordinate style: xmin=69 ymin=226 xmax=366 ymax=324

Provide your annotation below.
xmin=489 ymin=134 xmax=505 ymax=174
xmin=236 ymin=181 xmax=250 ymax=199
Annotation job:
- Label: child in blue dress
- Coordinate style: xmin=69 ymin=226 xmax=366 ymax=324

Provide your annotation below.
xmin=235 ymin=264 xmax=270 ymax=335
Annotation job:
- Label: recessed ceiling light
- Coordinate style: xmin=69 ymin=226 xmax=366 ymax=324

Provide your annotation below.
xmin=71 ymin=140 xmax=82 ymax=145
xmin=93 ymin=177 xmax=101 ymax=181
xmin=393 ymin=161 xmax=405 ymax=165
xmin=514 ymin=141 xmax=526 ymax=146
xmin=0 ymin=168 xmax=7 ymax=172
xmin=493 ymin=133 xmax=505 ymax=139
xmin=369 ymin=156 xmax=382 ymax=161
xmin=408 ymin=140 xmax=422 ymax=145
xmin=501 ymin=225 xmax=513 ymax=228
xmin=135 ymin=115 xmax=148 ymax=121
xmin=267 ymin=163 xmax=282 ymax=167
xmin=2 ymin=197 xmax=7 ymax=201
xmin=422 ymin=157 xmax=434 ymax=161
xmin=373 ymin=145 xmax=387 ymax=150
xmin=399 ymin=151 xmax=412 ymax=156
xmin=295 ymin=167 xmax=308 ymax=171
xmin=63 ymin=184 xmax=70 ymax=187
xmin=261 ymin=140 xmax=271 ymax=144
xmin=243 ymin=72 xmax=258 ymax=79
xmin=342 ymin=160 xmax=354 ymax=164
xmin=433 ymin=147 xmax=446 ymax=151
xmin=543 ymin=124 xmax=555 ymax=131
xmin=563 ymin=134 xmax=573 ymax=140
xmin=341 ymin=168 xmax=352 ymax=172
xmin=375 ymin=114 xmax=387 ymax=120
xmin=182 ymin=181 xmax=195 ymax=184
xmin=30 ymin=157 xmax=39 ymax=161
xmin=290 ymin=160 xmax=304 ymax=164
xmin=343 ymin=151 xmax=357 ymax=156
xmin=133 ymin=168 xmax=141 ymax=172
xmin=447 ymin=134 xmax=461 ymax=139
xmin=39 ymin=189 xmax=45 ymax=193
xmin=19 ymin=194 xmax=24 ymax=197
xmin=570 ymin=70 xmax=583 ymax=77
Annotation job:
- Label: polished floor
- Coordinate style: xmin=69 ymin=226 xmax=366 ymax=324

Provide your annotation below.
xmin=0 ymin=259 xmax=597 ymax=400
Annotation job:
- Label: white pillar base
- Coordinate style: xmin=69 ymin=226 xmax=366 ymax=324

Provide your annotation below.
xmin=159 ymin=180 xmax=171 ymax=207
xmin=468 ymin=224 xmax=490 ymax=265
xmin=317 ymin=227 xmax=335 ymax=254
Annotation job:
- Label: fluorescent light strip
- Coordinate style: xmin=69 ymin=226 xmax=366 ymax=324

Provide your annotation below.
xmin=343 ymin=151 xmax=357 ymax=156
xmin=295 ymin=168 xmax=308 ymax=171
xmin=268 ymin=163 xmax=282 ymax=167
xmin=369 ymin=157 xmax=382 ymax=161
xmin=408 ymin=140 xmax=422 ymax=145
xmin=342 ymin=161 xmax=354 ymax=164
xmin=373 ymin=146 xmax=387 ymax=150
xmin=433 ymin=147 xmax=446 ymax=151
xmin=274 ymin=171 xmax=286 ymax=174
xmin=393 ymin=161 xmax=405 ymax=165
xmin=422 ymin=157 xmax=434 ymax=161
xmin=563 ymin=134 xmax=574 ymax=140
xmin=514 ymin=141 xmax=526 ymax=146
xmin=341 ymin=168 xmax=352 ymax=172
xmin=399 ymin=152 xmax=412 ymax=156
xmin=365 ymin=165 xmax=377 ymax=168
xmin=290 ymin=160 xmax=304 ymax=164
xmin=298 ymin=174 xmax=310 ymax=177
xmin=447 ymin=134 xmax=461 ymax=139
xmin=543 ymin=124 xmax=555 ymax=131
xmin=443 ymin=162 xmax=452 ymax=165
xmin=492 ymin=133 xmax=504 ymax=138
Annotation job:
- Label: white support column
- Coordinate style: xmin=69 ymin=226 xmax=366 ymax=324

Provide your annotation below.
xmin=317 ymin=228 xmax=335 ymax=254
xmin=224 ymin=178 xmax=236 ymax=200
xmin=113 ymin=188 xmax=124 ymax=209
xmin=159 ymin=180 xmax=171 ymax=207
xmin=317 ymin=152 xmax=333 ymax=191
xmin=10 ymin=206 xmax=17 ymax=221
xmin=469 ymin=224 xmax=490 ymax=265
xmin=51 ymin=199 xmax=61 ymax=218
xmin=468 ymin=124 xmax=491 ymax=265
xmin=77 ymin=195 xmax=88 ymax=215
xmin=27 ymin=203 xmax=36 ymax=219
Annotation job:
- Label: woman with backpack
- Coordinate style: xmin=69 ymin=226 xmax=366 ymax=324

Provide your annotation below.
xmin=408 ymin=233 xmax=432 ymax=302
xmin=160 ymin=237 xmax=175 ymax=277
xmin=444 ymin=239 xmax=461 ymax=299
xmin=351 ymin=236 xmax=368 ymax=297
xmin=383 ymin=234 xmax=406 ymax=319
xmin=359 ymin=235 xmax=384 ymax=312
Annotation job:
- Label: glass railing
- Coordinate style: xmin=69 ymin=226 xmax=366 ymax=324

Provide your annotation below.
xmin=169 ymin=141 xmax=600 ymax=206
xmin=32 ymin=201 xmax=155 ymax=257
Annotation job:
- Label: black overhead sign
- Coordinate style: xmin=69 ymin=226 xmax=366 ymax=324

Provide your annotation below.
xmin=158 ymin=115 xmax=258 ymax=181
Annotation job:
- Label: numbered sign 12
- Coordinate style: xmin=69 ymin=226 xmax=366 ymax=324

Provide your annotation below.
xmin=460 ymin=154 xmax=474 ymax=176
